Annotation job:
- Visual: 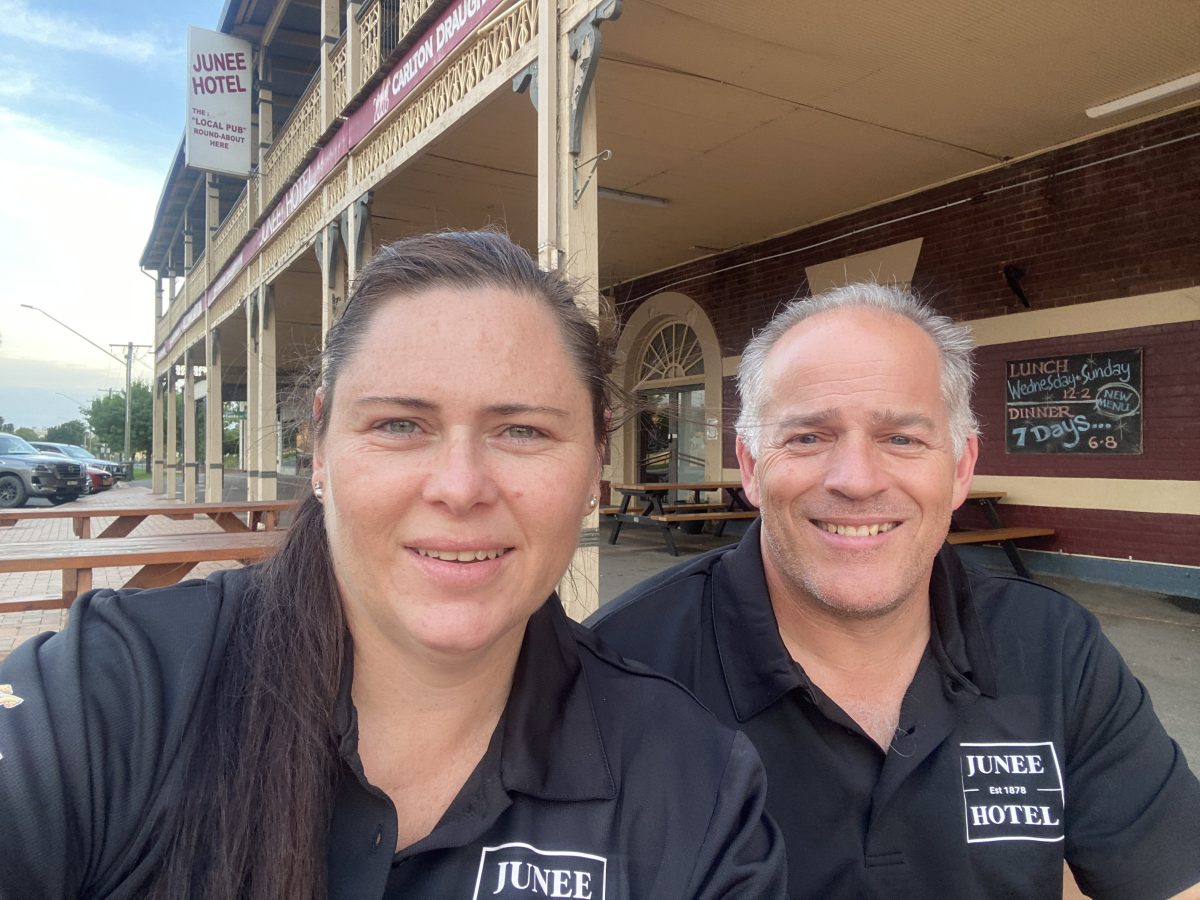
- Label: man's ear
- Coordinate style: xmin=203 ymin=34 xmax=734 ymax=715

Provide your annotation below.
xmin=950 ymin=434 xmax=980 ymax=510
xmin=736 ymin=435 xmax=762 ymax=508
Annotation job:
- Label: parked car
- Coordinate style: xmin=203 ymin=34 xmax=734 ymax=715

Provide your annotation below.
xmin=0 ymin=434 xmax=87 ymax=507
xmin=29 ymin=442 xmax=125 ymax=481
xmin=83 ymin=464 xmax=114 ymax=494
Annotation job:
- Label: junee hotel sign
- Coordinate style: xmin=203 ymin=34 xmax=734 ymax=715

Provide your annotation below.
xmin=185 ymin=26 xmax=253 ymax=177
xmin=1004 ymin=348 xmax=1142 ymax=454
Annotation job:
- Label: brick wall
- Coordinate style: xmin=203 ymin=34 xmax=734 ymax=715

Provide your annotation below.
xmin=613 ymin=108 xmax=1200 ymax=567
xmin=952 ymin=504 xmax=1200 ymax=568
xmin=613 ymin=106 xmax=1200 ymax=347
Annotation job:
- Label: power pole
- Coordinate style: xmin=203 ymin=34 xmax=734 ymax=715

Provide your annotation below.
xmin=111 ymin=342 xmax=151 ymax=473
xmin=21 ymin=303 xmax=149 ymax=471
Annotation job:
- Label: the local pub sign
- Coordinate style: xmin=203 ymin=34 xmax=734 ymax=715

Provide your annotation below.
xmin=1005 ymin=349 xmax=1142 ymax=454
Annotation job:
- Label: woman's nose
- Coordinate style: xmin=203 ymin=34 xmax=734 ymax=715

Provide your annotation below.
xmin=420 ymin=434 xmax=499 ymax=514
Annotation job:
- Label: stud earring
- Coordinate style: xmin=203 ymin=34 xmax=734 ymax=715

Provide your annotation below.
xmin=588 ymin=495 xmax=597 ymax=510
xmin=313 ymin=481 xmax=324 ymax=500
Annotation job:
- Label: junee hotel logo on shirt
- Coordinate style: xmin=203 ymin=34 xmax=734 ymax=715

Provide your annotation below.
xmin=959 ymin=741 xmax=1065 ymax=843
xmin=472 ymin=842 xmax=607 ymax=899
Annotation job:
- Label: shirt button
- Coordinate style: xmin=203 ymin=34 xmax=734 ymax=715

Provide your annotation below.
xmin=372 ymin=827 xmax=383 ymax=850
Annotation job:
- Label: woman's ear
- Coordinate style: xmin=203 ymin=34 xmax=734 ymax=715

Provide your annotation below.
xmin=311 ymin=389 xmax=327 ymax=490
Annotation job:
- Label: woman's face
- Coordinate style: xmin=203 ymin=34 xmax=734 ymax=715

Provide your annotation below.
xmin=313 ymin=285 xmax=600 ymax=661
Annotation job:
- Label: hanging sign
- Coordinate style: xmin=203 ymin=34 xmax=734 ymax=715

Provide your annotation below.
xmin=185 ymin=26 xmax=253 ymax=177
xmin=1004 ymin=348 xmax=1143 ymax=454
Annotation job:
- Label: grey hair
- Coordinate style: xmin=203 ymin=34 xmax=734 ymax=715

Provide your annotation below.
xmin=735 ymin=283 xmax=979 ymax=459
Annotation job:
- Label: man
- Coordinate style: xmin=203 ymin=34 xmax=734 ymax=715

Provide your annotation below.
xmin=588 ymin=284 xmax=1200 ymax=899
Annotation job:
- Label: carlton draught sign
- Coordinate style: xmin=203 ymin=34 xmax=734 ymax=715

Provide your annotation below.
xmin=185 ymin=26 xmax=253 ymax=177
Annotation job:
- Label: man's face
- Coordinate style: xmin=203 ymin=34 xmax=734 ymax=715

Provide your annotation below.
xmin=737 ymin=308 xmax=977 ymax=620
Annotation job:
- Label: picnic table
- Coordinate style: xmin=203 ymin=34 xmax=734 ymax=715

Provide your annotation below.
xmin=0 ymin=499 xmax=296 ymax=539
xmin=0 ymin=531 xmax=281 ymax=610
xmin=606 ymin=481 xmax=758 ymax=555
xmin=948 ymin=490 xmax=1054 ymax=578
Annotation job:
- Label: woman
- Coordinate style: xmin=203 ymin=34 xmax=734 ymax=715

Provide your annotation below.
xmin=0 ymin=231 xmax=785 ymax=898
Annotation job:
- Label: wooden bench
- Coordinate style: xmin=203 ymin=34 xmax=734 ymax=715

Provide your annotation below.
xmin=0 ymin=531 xmax=282 ymax=608
xmin=648 ymin=510 xmax=759 ymax=524
xmin=0 ymin=500 xmax=295 ymax=539
xmin=947 ymin=526 xmax=1055 ymax=579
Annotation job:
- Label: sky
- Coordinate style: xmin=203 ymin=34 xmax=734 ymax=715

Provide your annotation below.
xmin=0 ymin=0 xmax=225 ymax=428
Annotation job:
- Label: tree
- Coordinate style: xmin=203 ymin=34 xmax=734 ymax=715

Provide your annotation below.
xmin=14 ymin=427 xmax=38 ymax=441
xmin=45 ymin=420 xmax=88 ymax=445
xmin=85 ymin=380 xmax=152 ymax=462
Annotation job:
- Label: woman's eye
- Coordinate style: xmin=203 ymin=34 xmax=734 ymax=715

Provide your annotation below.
xmin=505 ymin=425 xmax=542 ymax=441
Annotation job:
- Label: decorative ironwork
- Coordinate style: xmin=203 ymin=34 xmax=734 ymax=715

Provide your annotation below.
xmin=324 ymin=162 xmax=349 ymax=211
xmin=382 ymin=0 xmax=442 ymax=58
xmin=210 ymin=186 xmax=249 ymax=273
xmin=209 ymin=269 xmax=249 ymax=325
xmin=260 ymin=192 xmax=326 ymax=278
xmin=358 ymin=0 xmax=382 ymax=91
xmin=353 ymin=0 xmax=536 ymax=184
xmin=567 ymin=0 xmax=621 ymax=156
xmin=330 ymin=34 xmax=349 ymax=113
xmin=262 ymin=74 xmax=323 ymax=205
xmin=639 ymin=323 xmax=704 ymax=382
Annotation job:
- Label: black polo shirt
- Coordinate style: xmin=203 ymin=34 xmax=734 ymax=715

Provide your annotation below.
xmin=587 ymin=520 xmax=1200 ymax=900
xmin=0 ymin=567 xmax=786 ymax=899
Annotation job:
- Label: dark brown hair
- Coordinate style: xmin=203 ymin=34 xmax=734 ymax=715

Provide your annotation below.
xmin=146 ymin=230 xmax=617 ymax=898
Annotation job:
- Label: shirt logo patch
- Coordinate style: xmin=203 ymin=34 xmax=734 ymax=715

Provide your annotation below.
xmin=472 ymin=842 xmax=607 ymax=899
xmin=0 ymin=684 xmax=22 ymax=763
xmin=0 ymin=685 xmax=21 ymax=710
xmin=960 ymin=741 xmax=1065 ymax=843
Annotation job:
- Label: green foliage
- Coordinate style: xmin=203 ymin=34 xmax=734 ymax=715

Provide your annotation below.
xmin=86 ymin=380 xmax=153 ymax=461
xmin=45 ymin=419 xmax=88 ymax=445
xmin=14 ymin=427 xmax=38 ymax=441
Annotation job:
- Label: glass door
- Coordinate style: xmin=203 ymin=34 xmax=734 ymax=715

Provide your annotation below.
xmin=636 ymin=386 xmax=706 ymax=496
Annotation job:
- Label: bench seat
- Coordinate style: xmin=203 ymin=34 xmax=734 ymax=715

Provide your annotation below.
xmin=947 ymin=526 xmax=1055 ymax=545
xmin=648 ymin=510 xmax=760 ymax=523
xmin=0 ymin=531 xmax=281 ymax=604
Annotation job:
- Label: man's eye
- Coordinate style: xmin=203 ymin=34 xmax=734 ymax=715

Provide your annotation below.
xmin=382 ymin=420 xmax=420 ymax=435
xmin=888 ymin=435 xmax=916 ymax=446
xmin=788 ymin=433 xmax=820 ymax=445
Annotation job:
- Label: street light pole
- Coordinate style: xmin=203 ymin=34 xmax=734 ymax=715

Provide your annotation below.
xmin=20 ymin=304 xmax=150 ymax=469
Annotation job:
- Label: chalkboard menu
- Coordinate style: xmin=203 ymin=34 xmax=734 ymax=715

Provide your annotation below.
xmin=1004 ymin=348 xmax=1142 ymax=454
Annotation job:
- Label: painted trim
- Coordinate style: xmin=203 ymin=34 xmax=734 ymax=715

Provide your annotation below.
xmin=804 ymin=237 xmax=923 ymax=295
xmin=969 ymin=474 xmax=1200 ymax=516
xmin=956 ymin=546 xmax=1200 ymax=600
xmin=722 ymin=355 xmax=741 ymax=377
xmin=967 ymin=287 xmax=1200 ymax=347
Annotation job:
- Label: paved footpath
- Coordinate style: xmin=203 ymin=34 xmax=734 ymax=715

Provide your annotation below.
xmin=0 ymin=484 xmax=254 ymax=659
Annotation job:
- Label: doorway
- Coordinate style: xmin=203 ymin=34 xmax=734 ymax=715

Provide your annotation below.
xmin=636 ymin=386 xmax=706 ymax=491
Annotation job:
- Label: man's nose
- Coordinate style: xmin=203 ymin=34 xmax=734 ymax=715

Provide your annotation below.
xmin=420 ymin=433 xmax=499 ymax=514
xmin=822 ymin=434 xmax=889 ymax=500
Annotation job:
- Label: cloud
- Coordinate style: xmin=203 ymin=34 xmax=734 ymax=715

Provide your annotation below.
xmin=0 ymin=1 xmax=179 ymax=65
xmin=0 ymin=107 xmax=160 ymax=407
xmin=0 ymin=68 xmax=33 ymax=98
xmin=0 ymin=66 xmax=114 ymax=113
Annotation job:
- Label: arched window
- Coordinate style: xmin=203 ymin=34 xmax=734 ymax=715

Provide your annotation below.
xmin=639 ymin=322 xmax=705 ymax=384
xmin=636 ymin=323 xmax=706 ymax=485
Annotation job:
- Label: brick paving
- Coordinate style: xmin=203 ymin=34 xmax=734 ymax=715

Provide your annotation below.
xmin=0 ymin=484 xmax=252 ymax=659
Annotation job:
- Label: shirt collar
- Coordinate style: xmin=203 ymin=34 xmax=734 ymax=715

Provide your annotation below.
xmin=499 ymin=595 xmax=616 ymax=802
xmin=712 ymin=521 xmax=997 ymax=721
xmin=334 ymin=594 xmax=615 ymax=805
